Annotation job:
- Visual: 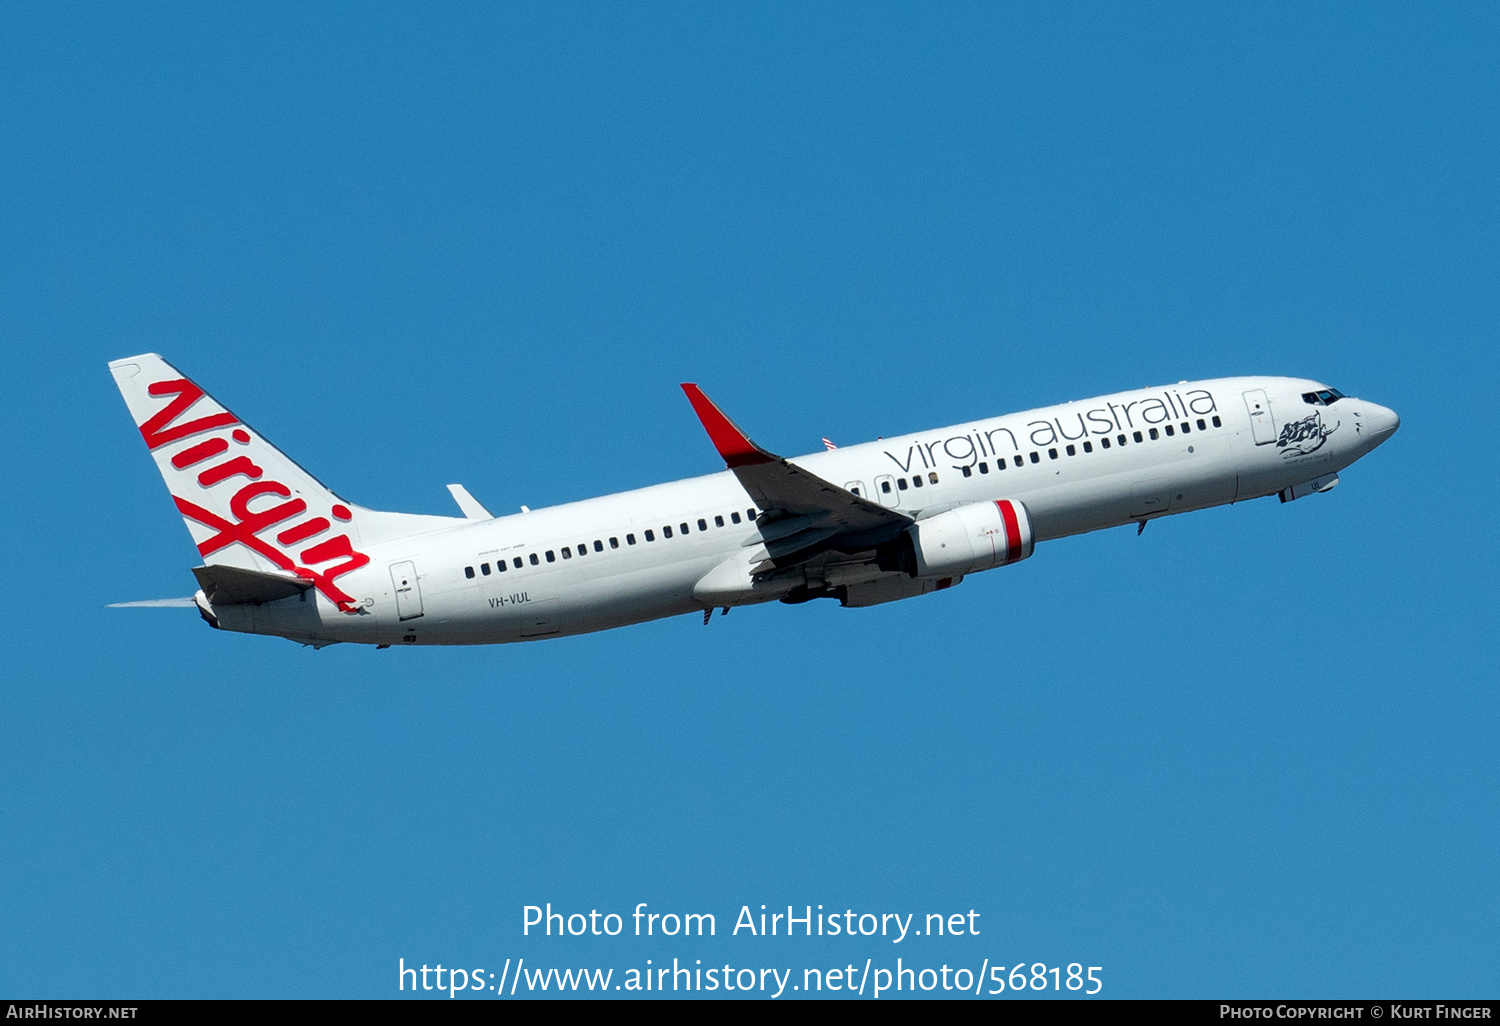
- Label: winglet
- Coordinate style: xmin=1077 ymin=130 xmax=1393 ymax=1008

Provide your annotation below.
xmin=680 ymin=384 xmax=777 ymax=467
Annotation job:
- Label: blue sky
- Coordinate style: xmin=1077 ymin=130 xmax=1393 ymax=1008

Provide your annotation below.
xmin=1 ymin=2 xmax=1495 ymax=999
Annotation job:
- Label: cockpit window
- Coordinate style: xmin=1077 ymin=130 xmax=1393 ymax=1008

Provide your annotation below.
xmin=1301 ymin=388 xmax=1347 ymax=406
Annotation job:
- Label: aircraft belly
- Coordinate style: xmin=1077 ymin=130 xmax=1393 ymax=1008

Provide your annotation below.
xmin=388 ymin=555 xmax=716 ymax=644
xmin=553 ymin=559 xmax=714 ymax=634
xmin=1024 ymin=441 xmax=1241 ymax=540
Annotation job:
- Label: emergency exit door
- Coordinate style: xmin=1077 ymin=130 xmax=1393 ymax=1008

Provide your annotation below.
xmin=1243 ymin=389 xmax=1277 ymax=445
xmin=390 ymin=561 xmax=424 ymax=620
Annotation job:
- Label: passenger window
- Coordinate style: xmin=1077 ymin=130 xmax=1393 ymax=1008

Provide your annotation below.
xmin=663 ymin=525 xmax=672 ymax=538
xmin=546 ymin=550 xmax=556 ymax=562
xmin=1180 ymin=422 xmax=1190 ymax=434
xmin=578 ymin=542 xmax=587 ymax=555
xmin=961 ymin=465 xmax=971 ymax=477
xmin=645 ymin=530 xmax=655 ymax=542
xmin=880 ymin=481 xmax=892 ymax=494
xmin=1197 ymin=418 xmax=1206 ymax=431
xmin=514 ymin=557 xmax=523 ymax=569
xmin=897 ymin=478 xmax=909 ymax=490
xmin=594 ymin=540 xmax=604 ymax=552
xmin=626 ymin=534 xmax=636 ymax=545
xmin=928 ymin=472 xmax=938 ymax=484
xmin=731 ymin=512 xmax=742 ymax=523
xmin=1133 ymin=431 xmax=1143 ymax=443
xmin=609 ymin=538 xmax=618 ymax=549
xmin=530 ymin=553 xmax=539 ymax=565
xmin=464 ymin=566 xmax=475 ymax=579
xmin=497 ymin=561 xmax=507 ymax=572
xmin=481 ymin=563 xmax=491 ymax=575
xmin=911 ymin=476 xmax=923 ymax=488
xmin=698 ymin=519 xmax=707 ymax=531
xmin=1212 ymin=415 xmax=1222 ymax=427
xmin=561 ymin=547 xmax=571 ymax=559
xmin=1083 ymin=441 xmax=1093 ymax=453
xmin=747 ymin=508 xmax=756 ymax=520
xmin=1101 ymin=437 xmax=1111 ymax=448
xmin=681 ymin=523 xmax=690 ymax=535
xmin=1149 ymin=428 xmax=1159 ymax=440
xmin=714 ymin=516 xmax=724 ymax=527
xmin=1029 ymin=452 xmax=1040 ymax=464
xmin=1065 ymin=445 xmax=1075 ymax=456
xmin=979 ymin=462 xmax=990 ymax=474
xmin=1014 ymin=455 xmax=1024 ymax=467
xmin=1164 ymin=425 xmax=1174 ymax=436
xmin=1047 ymin=448 xmax=1058 ymax=460
xmin=1118 ymin=434 xmax=1127 ymax=446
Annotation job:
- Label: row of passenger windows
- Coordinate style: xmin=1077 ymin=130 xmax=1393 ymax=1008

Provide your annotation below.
xmin=464 ymin=507 xmax=760 ymax=579
xmin=465 ymin=413 xmax=1229 ymax=576
xmin=862 ymin=416 xmax=1225 ymax=494
xmin=944 ymin=416 xmax=1224 ymax=481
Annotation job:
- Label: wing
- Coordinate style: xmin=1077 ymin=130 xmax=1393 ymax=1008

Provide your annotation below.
xmin=681 ymin=384 xmax=911 ymax=567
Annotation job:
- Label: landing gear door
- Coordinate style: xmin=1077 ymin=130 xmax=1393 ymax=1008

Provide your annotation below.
xmin=1243 ymin=389 xmax=1277 ymax=445
xmin=390 ymin=560 xmax=424 ymax=620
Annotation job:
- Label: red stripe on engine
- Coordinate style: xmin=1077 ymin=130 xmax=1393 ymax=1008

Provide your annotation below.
xmin=996 ymin=500 xmax=1022 ymax=564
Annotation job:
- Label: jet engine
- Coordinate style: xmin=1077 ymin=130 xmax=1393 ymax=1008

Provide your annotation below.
xmin=879 ymin=499 xmax=1034 ymax=579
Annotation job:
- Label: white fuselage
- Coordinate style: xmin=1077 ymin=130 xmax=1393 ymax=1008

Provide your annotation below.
xmin=210 ymin=376 xmax=1397 ymax=647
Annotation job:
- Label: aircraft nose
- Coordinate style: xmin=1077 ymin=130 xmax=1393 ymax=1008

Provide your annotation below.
xmin=1365 ymin=401 xmax=1400 ymax=447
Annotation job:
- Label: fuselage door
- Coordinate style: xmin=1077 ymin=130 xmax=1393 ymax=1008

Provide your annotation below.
xmin=1243 ymin=389 xmax=1276 ymax=445
xmin=1130 ymin=478 xmax=1170 ymax=517
xmin=390 ymin=560 xmax=424 ymax=620
xmin=873 ymin=474 xmax=899 ymax=507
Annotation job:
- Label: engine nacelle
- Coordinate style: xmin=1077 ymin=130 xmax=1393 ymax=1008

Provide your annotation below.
xmin=882 ymin=499 xmax=1034 ymax=579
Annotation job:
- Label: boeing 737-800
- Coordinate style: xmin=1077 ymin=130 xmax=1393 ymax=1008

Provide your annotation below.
xmin=109 ymin=354 xmax=1398 ymax=647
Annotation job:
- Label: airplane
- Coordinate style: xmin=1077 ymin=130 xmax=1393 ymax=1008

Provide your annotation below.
xmin=108 ymin=354 xmax=1399 ymax=648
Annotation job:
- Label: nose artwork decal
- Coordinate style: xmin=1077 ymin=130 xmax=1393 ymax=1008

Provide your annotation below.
xmin=1277 ymin=411 xmax=1338 ymax=459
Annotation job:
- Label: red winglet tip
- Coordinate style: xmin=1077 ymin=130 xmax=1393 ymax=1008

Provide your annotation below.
xmin=680 ymin=383 xmax=775 ymax=467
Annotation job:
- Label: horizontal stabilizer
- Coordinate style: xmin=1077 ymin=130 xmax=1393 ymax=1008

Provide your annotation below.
xmin=447 ymin=484 xmax=493 ymax=520
xmin=192 ymin=564 xmax=314 ymax=605
xmin=107 ymin=597 xmax=198 ymax=608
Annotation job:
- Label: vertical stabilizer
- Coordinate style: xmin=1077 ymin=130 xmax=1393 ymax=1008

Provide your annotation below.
xmin=109 ymin=354 xmax=457 ymax=612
